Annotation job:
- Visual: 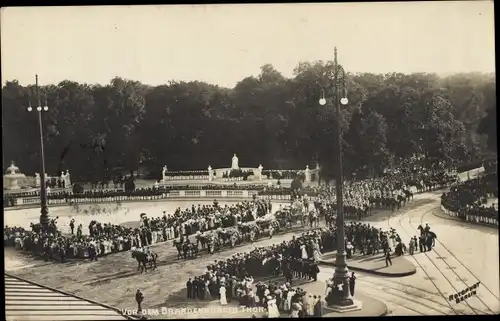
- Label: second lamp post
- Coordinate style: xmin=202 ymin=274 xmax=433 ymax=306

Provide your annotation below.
xmin=27 ymin=74 xmax=50 ymax=232
xmin=319 ymin=47 xmax=360 ymax=311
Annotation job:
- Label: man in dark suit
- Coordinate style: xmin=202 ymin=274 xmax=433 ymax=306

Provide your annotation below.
xmin=186 ymin=278 xmax=193 ymax=299
xmin=135 ymin=289 xmax=144 ymax=313
xmin=311 ymin=262 xmax=320 ymax=281
xmin=385 ymin=251 xmax=392 ymax=267
xmin=349 ymin=272 xmax=356 ymax=297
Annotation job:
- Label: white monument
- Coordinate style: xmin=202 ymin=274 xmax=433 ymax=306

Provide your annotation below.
xmin=257 ymin=164 xmax=263 ymax=181
xmin=162 ymin=165 xmax=168 ymax=182
xmin=304 ymin=165 xmax=311 ymax=183
xmin=153 ymin=181 xmax=160 ymax=189
xmin=231 ymin=154 xmax=239 ymax=170
xmin=208 ymin=166 xmax=214 ymax=182
xmin=60 ymin=171 xmax=66 ymax=188
xmin=35 ymin=172 xmax=41 ymax=187
xmin=65 ymin=170 xmax=71 ymax=187
xmin=4 ymin=161 xmax=25 ymax=190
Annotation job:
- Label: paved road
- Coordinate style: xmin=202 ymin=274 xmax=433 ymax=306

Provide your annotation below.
xmin=332 ymin=191 xmax=500 ymax=316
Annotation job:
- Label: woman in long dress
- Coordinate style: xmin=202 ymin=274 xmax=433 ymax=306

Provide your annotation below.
xmin=312 ymin=241 xmax=322 ymax=262
xmin=300 ymin=243 xmax=308 ymax=260
xmin=267 ymin=296 xmax=280 ymax=318
xmin=285 ymin=290 xmax=295 ymax=312
xmin=220 ymin=284 xmax=228 ymax=306
xmin=204 ymin=280 xmax=211 ymax=300
xmin=283 ymin=289 xmax=291 ymax=312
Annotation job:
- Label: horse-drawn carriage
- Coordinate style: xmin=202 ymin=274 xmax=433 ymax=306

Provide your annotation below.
xmin=275 ymin=202 xmax=309 ymax=228
xmin=254 ymin=215 xmax=281 ymax=236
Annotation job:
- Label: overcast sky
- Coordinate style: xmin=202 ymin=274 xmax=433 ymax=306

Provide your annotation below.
xmin=1 ymin=2 xmax=495 ymax=88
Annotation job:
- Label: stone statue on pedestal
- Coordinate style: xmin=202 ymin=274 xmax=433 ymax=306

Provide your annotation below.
xmin=65 ymin=170 xmax=71 ymax=187
xmin=4 ymin=161 xmax=25 ymax=190
xmin=6 ymin=161 xmax=19 ymax=175
xmin=162 ymin=165 xmax=168 ymax=182
xmin=35 ymin=173 xmax=41 ymax=187
xmin=231 ymin=154 xmax=239 ymax=170
xmin=60 ymin=171 xmax=66 ymax=188
xmin=305 ymin=165 xmax=311 ymax=183
xmin=208 ymin=166 xmax=213 ymax=181
xmin=257 ymin=164 xmax=263 ymax=181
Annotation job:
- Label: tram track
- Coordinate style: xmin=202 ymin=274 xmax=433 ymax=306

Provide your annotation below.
xmin=356 ymin=276 xmax=464 ymax=315
xmin=387 ymin=206 xmax=463 ymax=315
xmin=415 ymin=210 xmax=498 ymax=314
xmin=357 ymin=277 xmax=454 ymax=315
xmin=358 ymin=286 xmax=425 ymax=315
xmin=389 ymin=201 xmax=497 ymax=315
xmin=422 ymin=209 xmax=500 ymax=308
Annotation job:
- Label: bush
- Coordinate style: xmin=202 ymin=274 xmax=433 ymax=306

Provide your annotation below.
xmin=291 ymin=177 xmax=302 ymax=190
xmin=124 ymin=178 xmax=136 ymax=193
xmin=72 ymin=183 xmax=84 ymax=194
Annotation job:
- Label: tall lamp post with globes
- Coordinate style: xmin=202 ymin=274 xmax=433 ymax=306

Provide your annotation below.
xmin=319 ymin=47 xmax=361 ymax=311
xmin=27 ymin=74 xmax=50 ymax=232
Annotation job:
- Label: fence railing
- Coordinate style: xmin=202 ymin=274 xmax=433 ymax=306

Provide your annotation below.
xmin=7 ymin=189 xmax=286 ymax=208
xmin=440 ymin=204 xmax=498 ymax=226
xmin=162 ymin=175 xmax=210 ymax=181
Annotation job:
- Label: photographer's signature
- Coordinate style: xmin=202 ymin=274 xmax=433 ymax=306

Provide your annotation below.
xmin=449 ymin=282 xmax=480 ymax=303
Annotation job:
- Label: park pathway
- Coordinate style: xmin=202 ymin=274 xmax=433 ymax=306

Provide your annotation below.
xmin=5 ymin=274 xmax=134 ymax=321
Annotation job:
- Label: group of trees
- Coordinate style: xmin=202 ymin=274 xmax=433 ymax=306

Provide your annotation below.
xmin=2 ymin=62 xmax=496 ymax=182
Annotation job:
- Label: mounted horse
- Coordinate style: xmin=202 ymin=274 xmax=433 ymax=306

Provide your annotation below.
xmin=417 ymin=225 xmax=437 ymax=251
xmin=173 ymin=239 xmax=198 ymax=259
xmin=309 ymin=209 xmax=319 ymax=228
xmin=131 ymin=248 xmax=158 ymax=273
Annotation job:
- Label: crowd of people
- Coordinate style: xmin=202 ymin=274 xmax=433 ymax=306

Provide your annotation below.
xmin=441 ymin=173 xmax=498 ymax=226
xmin=184 ymin=220 xmax=399 ymax=317
xmin=4 ymin=216 xmax=164 ymax=262
xmin=304 ymin=165 xmax=458 ymax=224
xmin=3 ymin=198 xmax=278 ymax=263
xmin=3 ymin=187 xmax=166 ymax=207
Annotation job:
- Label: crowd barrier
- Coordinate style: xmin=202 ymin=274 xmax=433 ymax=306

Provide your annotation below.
xmin=162 ymin=175 xmax=209 ymax=181
xmin=440 ymin=204 xmax=498 ymax=226
xmin=4 ymin=182 xmax=441 ymax=208
xmin=7 ymin=190 xmax=274 ymax=207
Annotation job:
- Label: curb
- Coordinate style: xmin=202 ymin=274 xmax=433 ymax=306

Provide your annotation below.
xmin=380 ymin=305 xmax=389 ymax=316
xmin=318 ymin=260 xmax=417 ymax=277
xmin=4 ymin=273 xmax=144 ymax=320
xmin=432 ymin=209 xmax=498 ymax=229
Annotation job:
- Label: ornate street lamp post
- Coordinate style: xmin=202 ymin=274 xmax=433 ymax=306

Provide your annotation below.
xmin=27 ymin=74 xmax=50 ymax=231
xmin=319 ymin=47 xmax=360 ymax=311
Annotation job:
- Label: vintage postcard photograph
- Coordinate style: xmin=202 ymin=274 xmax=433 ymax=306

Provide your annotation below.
xmin=1 ymin=2 xmax=497 ymax=320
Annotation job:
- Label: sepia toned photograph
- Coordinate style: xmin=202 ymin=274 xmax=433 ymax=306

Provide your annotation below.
xmin=1 ymin=2 xmax=497 ymax=320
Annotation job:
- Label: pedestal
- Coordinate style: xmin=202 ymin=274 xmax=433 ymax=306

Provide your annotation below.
xmin=326 ymin=300 xmax=363 ymax=313
xmin=4 ymin=177 xmax=20 ymax=190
